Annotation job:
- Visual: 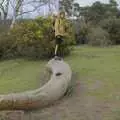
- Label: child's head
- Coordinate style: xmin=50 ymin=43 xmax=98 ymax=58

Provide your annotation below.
xmin=59 ymin=11 xmax=65 ymax=18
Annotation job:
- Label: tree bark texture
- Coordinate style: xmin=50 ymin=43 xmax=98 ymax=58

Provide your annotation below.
xmin=0 ymin=59 xmax=72 ymax=110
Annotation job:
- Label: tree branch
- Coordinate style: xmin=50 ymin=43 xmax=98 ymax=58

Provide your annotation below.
xmin=9 ymin=0 xmax=15 ymax=9
xmin=0 ymin=4 xmax=5 ymax=14
xmin=22 ymin=0 xmax=48 ymax=6
xmin=0 ymin=0 xmax=4 ymax=5
xmin=17 ymin=3 xmax=46 ymax=16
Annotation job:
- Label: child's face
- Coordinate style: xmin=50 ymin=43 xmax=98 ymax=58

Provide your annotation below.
xmin=60 ymin=13 xmax=65 ymax=18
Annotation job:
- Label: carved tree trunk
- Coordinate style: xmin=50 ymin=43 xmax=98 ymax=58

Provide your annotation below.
xmin=0 ymin=59 xmax=72 ymax=110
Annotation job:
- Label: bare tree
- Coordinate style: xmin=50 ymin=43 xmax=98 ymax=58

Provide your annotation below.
xmin=0 ymin=0 xmax=5 ymax=20
xmin=10 ymin=0 xmax=24 ymax=28
xmin=0 ymin=0 xmax=10 ymax=20
xmin=0 ymin=0 xmax=50 ymax=28
xmin=10 ymin=0 xmax=49 ymax=28
xmin=0 ymin=11 xmax=1 ymax=20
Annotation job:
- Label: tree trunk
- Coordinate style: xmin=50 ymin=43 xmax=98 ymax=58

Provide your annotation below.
xmin=0 ymin=59 xmax=72 ymax=110
xmin=10 ymin=0 xmax=24 ymax=29
xmin=10 ymin=16 xmax=16 ymax=29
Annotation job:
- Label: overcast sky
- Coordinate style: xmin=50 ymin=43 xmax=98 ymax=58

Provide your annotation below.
xmin=75 ymin=0 xmax=120 ymax=6
xmin=22 ymin=0 xmax=120 ymax=18
xmin=6 ymin=0 xmax=120 ymax=19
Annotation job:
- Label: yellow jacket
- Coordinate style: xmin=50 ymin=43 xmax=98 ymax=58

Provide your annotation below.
xmin=55 ymin=17 xmax=67 ymax=37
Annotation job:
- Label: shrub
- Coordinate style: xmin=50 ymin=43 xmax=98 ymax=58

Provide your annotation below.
xmin=66 ymin=20 xmax=76 ymax=45
xmin=100 ymin=18 xmax=120 ymax=44
xmin=0 ymin=17 xmax=74 ymax=59
xmin=0 ymin=20 xmax=11 ymax=34
xmin=74 ymin=19 xmax=90 ymax=44
xmin=0 ymin=33 xmax=17 ymax=59
xmin=87 ymin=27 xmax=111 ymax=46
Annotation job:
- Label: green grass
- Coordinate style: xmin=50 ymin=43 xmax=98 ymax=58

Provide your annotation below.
xmin=65 ymin=46 xmax=120 ymax=100
xmin=0 ymin=45 xmax=120 ymax=119
xmin=0 ymin=45 xmax=120 ymax=102
xmin=0 ymin=59 xmax=46 ymax=94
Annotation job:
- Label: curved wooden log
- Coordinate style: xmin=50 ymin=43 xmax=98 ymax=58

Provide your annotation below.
xmin=0 ymin=58 xmax=72 ymax=110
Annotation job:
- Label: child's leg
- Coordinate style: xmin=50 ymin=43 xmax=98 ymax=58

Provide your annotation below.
xmin=54 ymin=35 xmax=63 ymax=57
xmin=55 ymin=44 xmax=59 ymax=56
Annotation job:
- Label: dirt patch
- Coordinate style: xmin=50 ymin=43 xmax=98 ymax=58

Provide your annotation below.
xmin=0 ymin=111 xmax=24 ymax=120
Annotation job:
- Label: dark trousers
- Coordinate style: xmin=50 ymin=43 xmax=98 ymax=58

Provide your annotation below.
xmin=55 ymin=35 xmax=63 ymax=45
xmin=55 ymin=35 xmax=63 ymax=56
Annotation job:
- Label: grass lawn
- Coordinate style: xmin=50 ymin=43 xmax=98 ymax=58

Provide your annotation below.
xmin=0 ymin=59 xmax=46 ymax=94
xmin=0 ymin=46 xmax=120 ymax=119
xmin=0 ymin=45 xmax=120 ymax=98
xmin=66 ymin=46 xmax=120 ymax=100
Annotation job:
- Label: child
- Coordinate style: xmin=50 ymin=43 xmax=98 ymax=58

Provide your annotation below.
xmin=54 ymin=11 xmax=68 ymax=58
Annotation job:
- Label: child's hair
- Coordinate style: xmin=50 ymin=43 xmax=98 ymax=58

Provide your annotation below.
xmin=59 ymin=11 xmax=65 ymax=16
